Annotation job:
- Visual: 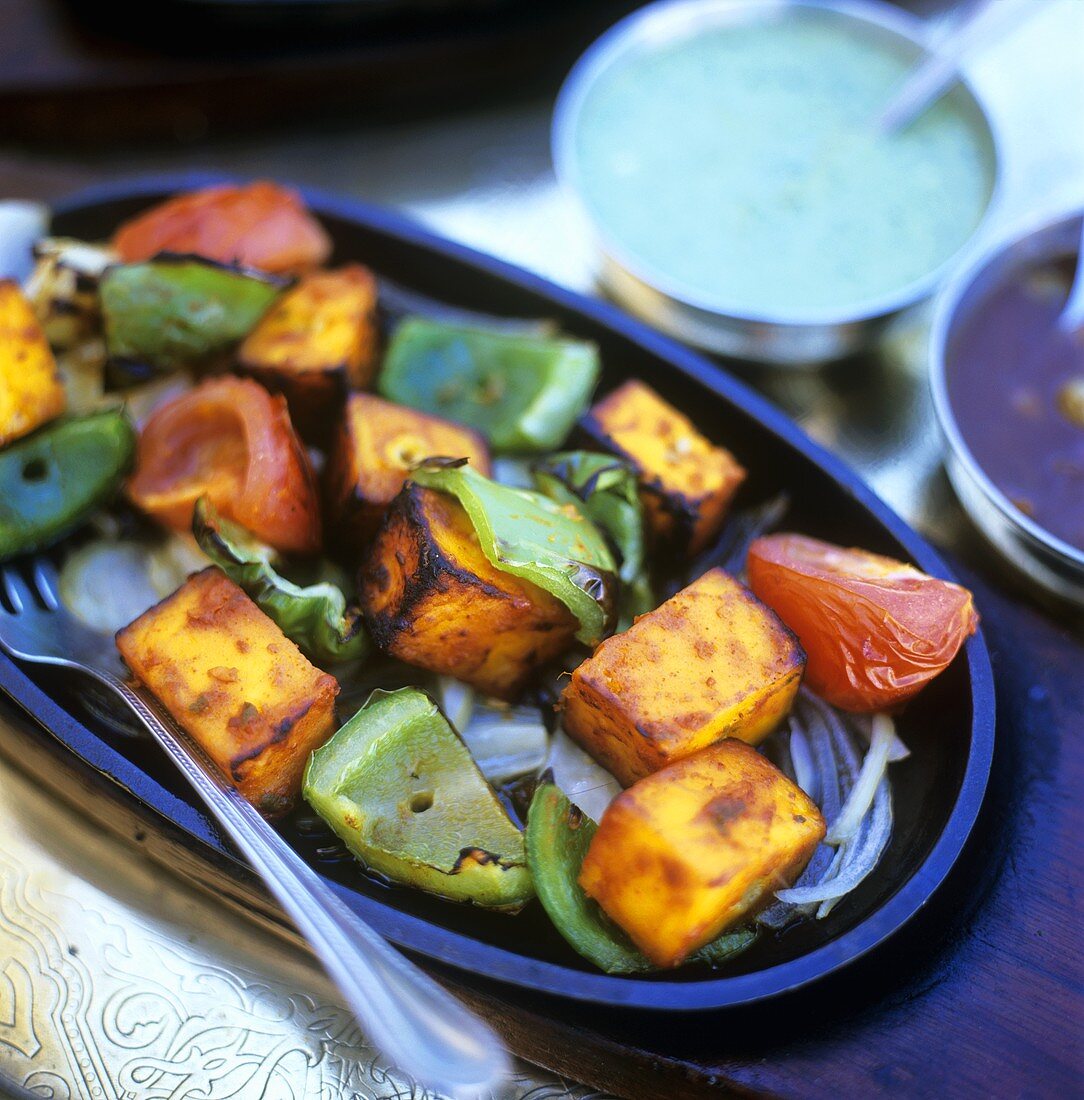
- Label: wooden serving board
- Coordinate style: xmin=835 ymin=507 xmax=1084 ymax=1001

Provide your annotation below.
xmin=1 ymin=559 xmax=1079 ymax=1098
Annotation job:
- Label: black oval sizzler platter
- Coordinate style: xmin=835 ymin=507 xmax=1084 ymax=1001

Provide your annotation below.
xmin=0 ymin=174 xmax=995 ymax=1011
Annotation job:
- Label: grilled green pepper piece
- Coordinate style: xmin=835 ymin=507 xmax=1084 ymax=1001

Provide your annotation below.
xmin=526 ymin=784 xmax=756 ymax=974
xmin=193 ymin=498 xmax=368 ymax=666
xmin=379 ymin=317 xmax=600 ymax=452
xmin=100 ymin=255 xmax=285 ymax=374
xmin=303 ymin=687 xmax=534 ymax=908
xmin=0 ymin=410 xmax=135 ymax=561
xmin=411 ymin=461 xmax=617 ymax=646
xmin=533 ymin=451 xmax=654 ymax=625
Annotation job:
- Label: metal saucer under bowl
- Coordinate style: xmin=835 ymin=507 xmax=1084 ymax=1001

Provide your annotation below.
xmin=552 ymin=0 xmax=1002 ymax=366
xmin=929 ymin=208 xmax=1084 ymax=610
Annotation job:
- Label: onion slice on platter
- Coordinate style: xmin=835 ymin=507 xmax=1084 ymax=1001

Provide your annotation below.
xmin=759 ymin=691 xmax=908 ymax=924
xmin=59 ymin=534 xmax=208 ymax=634
xmin=545 ymin=728 xmax=623 ymax=824
xmin=825 ymin=713 xmax=900 ymax=845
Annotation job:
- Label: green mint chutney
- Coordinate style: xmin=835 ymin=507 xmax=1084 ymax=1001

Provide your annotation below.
xmin=568 ymin=13 xmax=995 ymax=317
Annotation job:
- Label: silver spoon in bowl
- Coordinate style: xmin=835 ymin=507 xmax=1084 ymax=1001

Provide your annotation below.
xmin=1058 ymin=215 xmax=1084 ymax=333
xmin=877 ymin=0 xmax=1042 ymax=135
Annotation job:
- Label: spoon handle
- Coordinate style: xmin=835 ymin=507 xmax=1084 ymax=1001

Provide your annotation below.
xmin=878 ymin=0 xmax=1040 ymax=135
xmin=105 ymin=671 xmax=511 ymax=1098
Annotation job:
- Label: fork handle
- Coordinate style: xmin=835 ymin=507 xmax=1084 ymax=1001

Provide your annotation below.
xmin=103 ymin=673 xmax=509 ymax=1098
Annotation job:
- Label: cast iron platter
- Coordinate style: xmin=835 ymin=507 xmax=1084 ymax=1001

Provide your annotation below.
xmin=0 ymin=176 xmax=995 ymax=1036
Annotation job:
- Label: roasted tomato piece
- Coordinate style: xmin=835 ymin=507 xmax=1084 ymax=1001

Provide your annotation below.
xmin=113 ymin=182 xmax=331 ymax=276
xmin=127 ymin=376 xmax=321 ymax=555
xmin=747 ymin=534 xmax=978 ymax=712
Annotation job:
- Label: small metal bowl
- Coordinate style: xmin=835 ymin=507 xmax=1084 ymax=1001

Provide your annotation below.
xmin=552 ymin=0 xmax=1002 ymax=365
xmin=930 ymin=209 xmax=1084 ymax=610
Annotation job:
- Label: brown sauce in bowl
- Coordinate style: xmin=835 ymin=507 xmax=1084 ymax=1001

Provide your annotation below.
xmin=946 ymin=252 xmax=1084 ymax=551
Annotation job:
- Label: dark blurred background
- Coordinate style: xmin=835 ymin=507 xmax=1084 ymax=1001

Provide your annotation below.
xmin=1 ymin=0 xmax=1079 ymax=529
xmin=1 ymin=0 xmax=953 ymax=188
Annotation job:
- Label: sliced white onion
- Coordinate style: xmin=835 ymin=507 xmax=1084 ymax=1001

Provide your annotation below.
xmin=825 ymin=713 xmax=896 ymax=845
xmin=56 ymin=341 xmax=108 ymax=415
xmin=770 ymin=735 xmax=795 ymax=784
xmin=779 ymin=777 xmax=895 ymax=910
xmin=60 ymin=541 xmax=166 ymax=633
xmin=815 ymin=696 xmax=863 ymax=780
xmin=817 ymin=779 xmax=893 ymax=917
xmin=459 ymin=706 xmax=549 ymax=785
xmin=546 ymin=727 xmax=622 ymax=823
xmin=885 ymin=735 xmax=912 ymax=764
xmin=789 ymin=724 xmax=818 ymax=803
xmin=757 ymin=840 xmax=836 ymax=928
xmin=803 ymin=698 xmax=844 ymax=826
xmin=145 ymin=533 xmax=209 ymax=591
xmin=873 ymin=715 xmax=911 ymax=763
xmin=846 ymin=707 xmax=911 ymax=762
xmin=60 ymin=534 xmax=209 ymax=635
xmin=437 ymin=676 xmax=475 ymax=732
xmin=761 ymin=693 xmax=904 ymax=922
xmin=31 ymin=236 xmax=114 ymax=279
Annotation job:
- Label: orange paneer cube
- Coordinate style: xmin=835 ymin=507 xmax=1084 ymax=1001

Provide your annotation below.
xmin=0 ymin=280 xmax=66 ymax=448
xmin=116 ymin=568 xmax=339 ymax=816
xmin=361 ymin=483 xmax=576 ymax=700
xmin=325 ymin=393 xmax=491 ymax=551
xmin=561 ymin=568 xmax=804 ymax=786
xmin=237 ymin=264 xmax=378 ymax=436
xmin=579 ymin=739 xmax=825 ymax=967
xmin=581 ymin=379 xmax=745 ymax=557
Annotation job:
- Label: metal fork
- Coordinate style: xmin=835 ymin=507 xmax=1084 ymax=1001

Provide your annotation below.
xmin=0 ymin=559 xmax=508 ymax=1099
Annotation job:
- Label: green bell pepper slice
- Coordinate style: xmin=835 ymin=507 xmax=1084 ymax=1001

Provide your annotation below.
xmin=526 ymin=783 xmax=756 ymax=974
xmin=193 ymin=497 xmax=368 ymax=666
xmin=100 ymin=255 xmax=285 ymax=374
xmin=533 ymin=450 xmax=655 ymax=625
xmin=378 ymin=317 xmax=600 ymax=453
xmin=303 ymin=687 xmax=534 ymax=908
xmin=0 ymin=410 xmax=135 ymax=562
xmin=411 ymin=462 xmax=616 ymax=646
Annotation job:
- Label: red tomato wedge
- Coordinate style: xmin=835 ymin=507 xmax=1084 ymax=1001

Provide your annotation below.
xmin=113 ymin=182 xmax=331 ymax=276
xmin=747 ymin=534 xmax=978 ymax=712
xmin=128 ymin=376 xmax=321 ymax=555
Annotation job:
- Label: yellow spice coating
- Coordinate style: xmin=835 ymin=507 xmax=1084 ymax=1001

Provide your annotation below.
xmin=582 ymin=379 xmax=745 ymax=556
xmin=116 ymin=567 xmax=339 ymax=816
xmin=237 ymin=264 xmax=378 ymax=434
xmin=561 ymin=568 xmax=804 ymax=786
xmin=361 ymin=483 xmax=577 ymax=700
xmin=579 ymin=739 xmax=825 ymax=967
xmin=0 ymin=280 xmax=66 ymax=448
xmin=325 ymin=392 xmax=491 ymax=550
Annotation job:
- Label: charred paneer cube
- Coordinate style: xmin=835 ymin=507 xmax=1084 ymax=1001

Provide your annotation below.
xmin=0 ymin=280 xmax=66 ymax=448
xmin=361 ymin=482 xmax=577 ymax=700
xmin=237 ymin=265 xmax=378 ymax=438
xmin=579 ymin=739 xmax=825 ymax=967
xmin=580 ymin=379 xmax=745 ymax=557
xmin=116 ymin=567 xmax=339 ymax=816
xmin=325 ymin=392 xmax=491 ymax=551
xmin=561 ymin=568 xmax=804 ymax=786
